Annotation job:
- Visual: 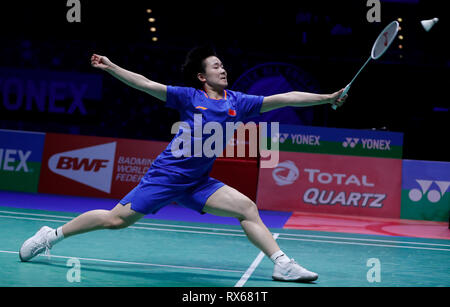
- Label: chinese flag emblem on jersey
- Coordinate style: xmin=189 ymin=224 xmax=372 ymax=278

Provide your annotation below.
xmin=228 ymin=109 xmax=236 ymax=117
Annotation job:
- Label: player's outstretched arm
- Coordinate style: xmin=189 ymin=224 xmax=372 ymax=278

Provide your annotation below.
xmin=91 ymin=54 xmax=167 ymax=102
xmin=260 ymin=89 xmax=347 ymax=113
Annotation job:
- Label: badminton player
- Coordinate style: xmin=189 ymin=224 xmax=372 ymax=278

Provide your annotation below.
xmin=19 ymin=46 xmax=347 ymax=282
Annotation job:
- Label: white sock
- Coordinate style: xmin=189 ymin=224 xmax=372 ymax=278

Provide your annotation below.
xmin=48 ymin=227 xmax=65 ymax=245
xmin=270 ymin=250 xmax=290 ymax=265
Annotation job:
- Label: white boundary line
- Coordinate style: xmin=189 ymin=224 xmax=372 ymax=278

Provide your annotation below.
xmin=0 ymin=210 xmax=244 ymax=232
xmin=235 ymin=233 xmax=279 ymax=287
xmin=3 ymin=209 xmax=450 ymax=245
xmin=3 ymin=209 xmax=450 ymax=246
xmin=278 ymin=232 xmax=450 ymax=247
xmin=278 ymin=237 xmax=450 ymax=252
xmin=0 ymin=250 xmax=245 ymax=274
xmin=0 ymin=214 xmax=247 ymax=238
xmin=1 ymin=210 xmax=449 ymax=251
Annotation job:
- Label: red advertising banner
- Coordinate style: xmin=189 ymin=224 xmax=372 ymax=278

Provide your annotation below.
xmin=111 ymin=138 xmax=169 ymax=198
xmin=257 ymin=151 xmax=402 ymax=218
xmin=210 ymin=159 xmax=258 ymax=202
xmin=39 ymin=133 xmax=168 ymax=199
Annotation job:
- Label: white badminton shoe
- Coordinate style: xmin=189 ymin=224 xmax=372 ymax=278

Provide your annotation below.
xmin=19 ymin=226 xmax=55 ymax=262
xmin=272 ymin=259 xmax=318 ymax=282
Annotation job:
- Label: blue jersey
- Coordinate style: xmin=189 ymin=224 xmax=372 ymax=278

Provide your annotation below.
xmin=151 ymin=86 xmax=264 ymax=179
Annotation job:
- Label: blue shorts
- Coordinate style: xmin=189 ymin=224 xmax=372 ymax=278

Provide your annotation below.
xmin=119 ymin=168 xmax=225 ymax=215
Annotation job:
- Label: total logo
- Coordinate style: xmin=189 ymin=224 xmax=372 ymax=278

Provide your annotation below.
xmin=272 ymin=160 xmax=385 ymax=208
xmin=48 ymin=142 xmax=117 ymax=193
xmin=272 ymin=160 xmax=299 ymax=186
xmin=342 ymin=137 xmax=391 ymax=151
xmin=408 ymin=179 xmax=450 ymax=203
xmin=272 ymin=160 xmax=375 ymax=187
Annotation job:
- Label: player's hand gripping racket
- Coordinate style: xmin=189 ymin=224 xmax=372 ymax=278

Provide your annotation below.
xmin=332 ymin=20 xmax=399 ymax=110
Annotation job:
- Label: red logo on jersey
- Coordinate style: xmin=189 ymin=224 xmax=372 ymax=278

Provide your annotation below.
xmin=228 ymin=109 xmax=236 ymax=117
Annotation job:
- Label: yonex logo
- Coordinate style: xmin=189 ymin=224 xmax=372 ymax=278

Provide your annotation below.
xmin=342 ymin=138 xmax=359 ymax=148
xmin=342 ymin=137 xmax=391 ymax=150
xmin=48 ymin=142 xmax=116 ymax=193
xmin=0 ymin=148 xmax=31 ymax=172
xmin=272 ymin=133 xmax=320 ymax=145
xmin=408 ymin=179 xmax=450 ymax=203
xmin=272 ymin=160 xmax=299 ymax=186
xmin=272 ymin=133 xmax=289 ymax=144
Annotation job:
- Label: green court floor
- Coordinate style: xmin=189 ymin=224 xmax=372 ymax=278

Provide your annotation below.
xmin=1 ymin=206 xmax=449 ymax=287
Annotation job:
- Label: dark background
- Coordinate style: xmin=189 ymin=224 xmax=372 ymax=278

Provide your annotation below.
xmin=0 ymin=0 xmax=448 ymax=161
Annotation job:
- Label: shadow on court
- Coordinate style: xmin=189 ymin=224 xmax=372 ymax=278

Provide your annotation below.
xmin=24 ymin=257 xmax=269 ymax=286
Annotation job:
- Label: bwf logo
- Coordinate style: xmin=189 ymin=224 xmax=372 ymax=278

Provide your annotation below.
xmin=48 ymin=142 xmax=116 ymax=193
xmin=408 ymin=180 xmax=450 ymax=203
xmin=56 ymin=157 xmax=109 ymax=172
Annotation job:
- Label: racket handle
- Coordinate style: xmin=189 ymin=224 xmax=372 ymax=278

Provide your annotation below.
xmin=332 ymin=84 xmax=351 ymax=110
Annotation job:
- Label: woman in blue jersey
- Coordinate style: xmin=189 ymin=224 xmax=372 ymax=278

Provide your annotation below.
xmin=20 ymin=46 xmax=347 ymax=282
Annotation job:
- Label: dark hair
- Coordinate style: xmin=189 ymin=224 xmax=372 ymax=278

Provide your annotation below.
xmin=182 ymin=45 xmax=217 ymax=89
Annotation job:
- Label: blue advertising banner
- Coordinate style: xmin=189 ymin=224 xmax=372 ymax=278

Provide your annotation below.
xmin=0 ymin=67 xmax=102 ymax=115
xmin=0 ymin=129 xmax=46 ymax=192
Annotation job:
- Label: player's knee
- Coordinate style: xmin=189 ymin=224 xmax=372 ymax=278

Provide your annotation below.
xmin=240 ymin=199 xmax=259 ymax=221
xmin=104 ymin=214 xmax=129 ymax=230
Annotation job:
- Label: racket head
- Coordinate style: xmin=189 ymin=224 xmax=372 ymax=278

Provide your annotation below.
xmin=371 ymin=21 xmax=399 ymax=60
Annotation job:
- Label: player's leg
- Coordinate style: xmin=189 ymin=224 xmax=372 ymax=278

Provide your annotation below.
xmin=62 ymin=202 xmax=144 ymax=238
xmin=203 ymin=185 xmax=318 ymax=282
xmin=203 ymin=185 xmax=279 ymax=257
xmin=19 ymin=203 xmax=144 ymax=262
